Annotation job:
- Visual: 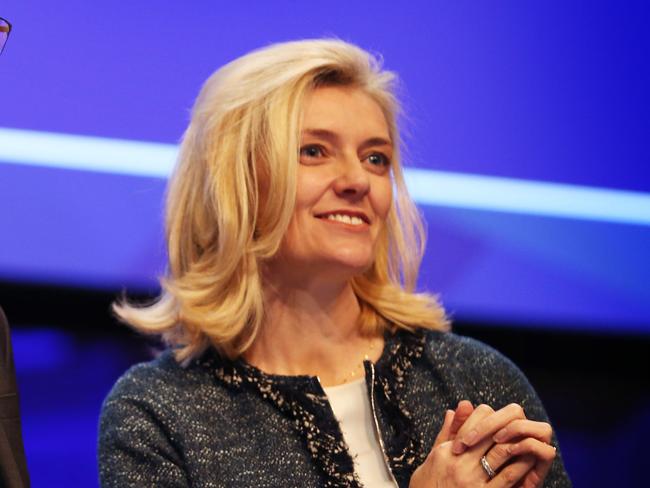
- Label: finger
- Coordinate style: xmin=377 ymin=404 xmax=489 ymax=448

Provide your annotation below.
xmin=519 ymin=454 xmax=554 ymax=488
xmin=434 ymin=409 xmax=455 ymax=446
xmin=510 ymin=438 xmax=556 ymax=463
xmin=510 ymin=439 xmax=556 ymax=488
xmin=460 ymin=403 xmax=526 ymax=450
xmin=489 ymin=454 xmax=535 ymax=488
xmin=485 ymin=438 xmax=556 ymax=473
xmin=449 ymin=400 xmax=474 ymax=438
xmin=483 ymin=442 xmax=515 ymax=472
xmin=493 ymin=419 xmax=553 ymax=444
xmin=451 ymin=404 xmax=495 ymax=454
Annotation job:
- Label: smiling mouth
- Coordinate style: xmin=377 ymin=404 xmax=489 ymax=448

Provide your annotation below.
xmin=315 ymin=211 xmax=371 ymax=226
xmin=322 ymin=214 xmax=365 ymax=225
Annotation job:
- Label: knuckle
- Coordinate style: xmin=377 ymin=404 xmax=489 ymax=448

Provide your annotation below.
xmin=511 ymin=418 xmax=526 ymax=432
xmin=501 ymin=465 xmax=519 ymax=483
xmin=476 ymin=403 xmax=494 ymax=414
xmin=492 ymin=443 xmax=511 ymax=460
xmin=508 ymin=402 xmax=525 ymax=418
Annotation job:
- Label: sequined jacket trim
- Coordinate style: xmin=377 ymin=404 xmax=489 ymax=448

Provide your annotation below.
xmin=201 ymin=329 xmax=426 ymax=487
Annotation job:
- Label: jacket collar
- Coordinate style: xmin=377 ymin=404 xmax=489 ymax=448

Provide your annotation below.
xmin=198 ymin=328 xmax=427 ymax=487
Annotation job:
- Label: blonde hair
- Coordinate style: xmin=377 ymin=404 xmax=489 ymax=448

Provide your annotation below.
xmin=114 ymin=39 xmax=449 ymax=362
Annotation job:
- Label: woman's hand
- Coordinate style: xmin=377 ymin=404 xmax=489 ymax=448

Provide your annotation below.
xmin=409 ymin=402 xmax=556 ymax=488
xmin=410 ymin=403 xmax=536 ymax=487
xmin=451 ymin=403 xmax=556 ymax=488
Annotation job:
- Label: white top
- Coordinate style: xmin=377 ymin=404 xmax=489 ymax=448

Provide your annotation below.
xmin=324 ymin=378 xmax=398 ymax=487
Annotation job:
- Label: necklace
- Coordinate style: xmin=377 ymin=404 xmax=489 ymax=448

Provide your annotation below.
xmin=337 ymin=336 xmax=377 ymax=384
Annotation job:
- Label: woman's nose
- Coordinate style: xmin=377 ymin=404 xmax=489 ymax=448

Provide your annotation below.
xmin=332 ymin=154 xmax=370 ymax=199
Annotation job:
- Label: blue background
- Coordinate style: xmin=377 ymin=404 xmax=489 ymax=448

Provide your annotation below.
xmin=1 ymin=0 xmax=649 ymax=330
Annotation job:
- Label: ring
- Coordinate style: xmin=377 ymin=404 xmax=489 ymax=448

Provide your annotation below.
xmin=480 ymin=455 xmax=497 ymax=479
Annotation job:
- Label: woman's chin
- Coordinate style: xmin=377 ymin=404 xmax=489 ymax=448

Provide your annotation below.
xmin=320 ymin=254 xmax=375 ymax=277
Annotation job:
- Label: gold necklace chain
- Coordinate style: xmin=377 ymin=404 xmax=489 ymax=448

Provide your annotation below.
xmin=337 ymin=337 xmax=377 ymax=384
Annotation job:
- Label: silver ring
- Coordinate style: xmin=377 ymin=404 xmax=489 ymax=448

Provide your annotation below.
xmin=480 ymin=455 xmax=497 ymax=479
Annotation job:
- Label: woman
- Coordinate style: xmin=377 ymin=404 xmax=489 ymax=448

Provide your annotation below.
xmin=99 ymin=39 xmax=571 ymax=487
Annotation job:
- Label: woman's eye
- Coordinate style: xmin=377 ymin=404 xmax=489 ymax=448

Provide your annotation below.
xmin=300 ymin=145 xmax=325 ymax=158
xmin=366 ymin=153 xmax=390 ymax=166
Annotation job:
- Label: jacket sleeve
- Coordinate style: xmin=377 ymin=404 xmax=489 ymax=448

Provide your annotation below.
xmin=458 ymin=336 xmax=572 ymax=488
xmin=0 ymin=306 xmax=30 ymax=488
xmin=97 ymin=372 xmax=190 ymax=488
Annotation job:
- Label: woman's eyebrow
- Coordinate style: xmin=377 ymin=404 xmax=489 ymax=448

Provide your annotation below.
xmin=302 ymin=128 xmax=341 ymax=144
xmin=359 ymin=137 xmax=393 ymax=151
xmin=302 ymin=129 xmax=392 ymax=150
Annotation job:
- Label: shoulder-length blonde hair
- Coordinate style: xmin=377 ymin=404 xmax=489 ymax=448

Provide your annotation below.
xmin=114 ymin=38 xmax=448 ymax=362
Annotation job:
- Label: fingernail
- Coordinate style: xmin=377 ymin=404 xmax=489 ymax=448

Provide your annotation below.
xmin=493 ymin=428 xmax=507 ymax=442
xmin=452 ymin=440 xmax=466 ymax=454
xmin=464 ymin=429 xmax=478 ymax=445
xmin=510 ymin=443 xmax=520 ymax=454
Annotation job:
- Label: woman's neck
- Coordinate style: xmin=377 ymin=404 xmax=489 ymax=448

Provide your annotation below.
xmin=243 ymin=279 xmax=383 ymax=386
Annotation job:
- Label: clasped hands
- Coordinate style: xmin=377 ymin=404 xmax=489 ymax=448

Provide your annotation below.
xmin=410 ymin=401 xmax=556 ymax=488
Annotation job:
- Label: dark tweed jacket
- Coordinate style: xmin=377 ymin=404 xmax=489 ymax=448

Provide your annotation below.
xmin=98 ymin=329 xmax=572 ymax=487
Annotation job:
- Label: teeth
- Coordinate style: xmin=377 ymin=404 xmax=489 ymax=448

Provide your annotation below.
xmin=326 ymin=214 xmax=364 ymax=225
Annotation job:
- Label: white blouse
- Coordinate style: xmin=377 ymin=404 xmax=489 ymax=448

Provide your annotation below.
xmin=324 ymin=378 xmax=398 ymax=487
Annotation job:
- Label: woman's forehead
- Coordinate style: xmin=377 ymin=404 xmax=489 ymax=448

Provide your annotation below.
xmin=301 ymin=86 xmax=392 ymax=142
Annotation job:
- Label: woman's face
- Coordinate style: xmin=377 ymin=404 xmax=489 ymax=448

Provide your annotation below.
xmin=275 ymin=85 xmax=393 ymax=282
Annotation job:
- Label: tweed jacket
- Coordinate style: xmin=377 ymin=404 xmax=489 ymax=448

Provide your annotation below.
xmin=98 ymin=329 xmax=571 ymax=487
